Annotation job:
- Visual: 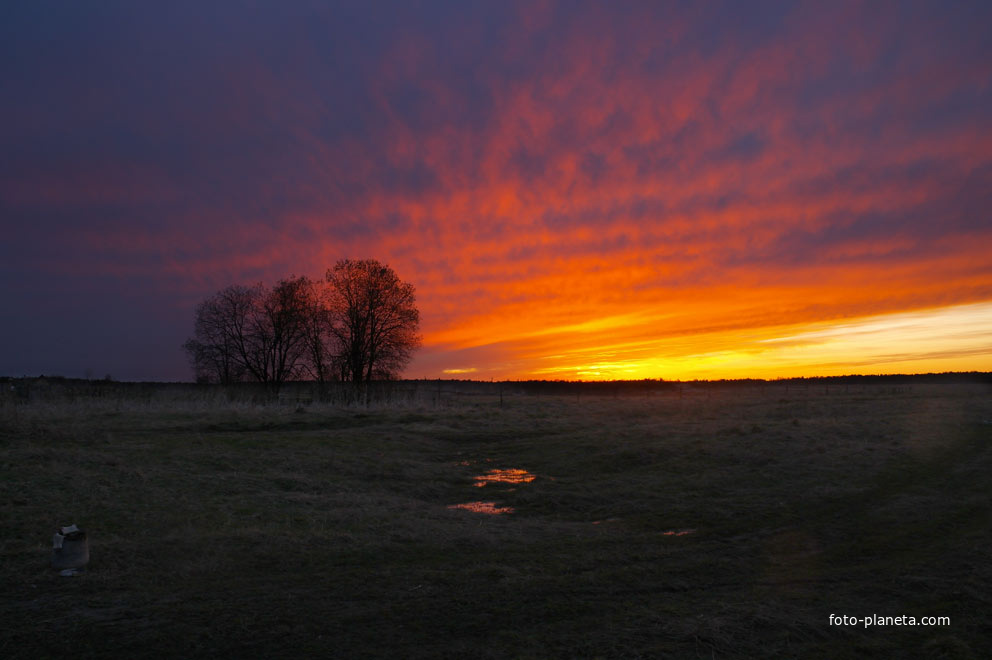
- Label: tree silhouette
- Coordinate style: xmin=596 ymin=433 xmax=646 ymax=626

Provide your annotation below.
xmin=249 ymin=276 xmax=311 ymax=390
xmin=297 ymin=275 xmax=336 ymax=385
xmin=325 ymin=259 xmax=421 ymax=383
xmin=184 ymin=260 xmax=421 ymax=391
xmin=184 ymin=284 xmax=257 ymax=384
xmin=184 ymin=279 xmax=311 ymax=393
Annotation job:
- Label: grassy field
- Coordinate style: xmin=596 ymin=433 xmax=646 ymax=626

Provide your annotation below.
xmin=2 ymin=384 xmax=990 ymax=658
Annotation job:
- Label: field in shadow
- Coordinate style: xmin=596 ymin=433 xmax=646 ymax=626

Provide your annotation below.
xmin=1 ymin=384 xmax=990 ymax=658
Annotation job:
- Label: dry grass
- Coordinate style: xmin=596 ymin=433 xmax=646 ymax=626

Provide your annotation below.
xmin=1 ymin=384 xmax=990 ymax=658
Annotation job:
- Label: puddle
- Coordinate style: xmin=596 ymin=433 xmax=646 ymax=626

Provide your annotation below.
xmin=661 ymin=529 xmax=696 ymax=536
xmin=473 ymin=468 xmax=535 ymax=487
xmin=447 ymin=501 xmax=515 ymax=515
xmin=448 ymin=464 xmax=537 ymax=515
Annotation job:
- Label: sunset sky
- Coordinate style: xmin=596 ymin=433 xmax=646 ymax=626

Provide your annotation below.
xmin=2 ymin=1 xmax=991 ymax=381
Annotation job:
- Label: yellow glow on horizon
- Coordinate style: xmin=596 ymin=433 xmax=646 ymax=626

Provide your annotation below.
xmin=424 ymin=301 xmax=992 ymax=380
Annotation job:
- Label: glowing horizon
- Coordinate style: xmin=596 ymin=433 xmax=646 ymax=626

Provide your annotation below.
xmin=414 ymin=301 xmax=992 ymax=381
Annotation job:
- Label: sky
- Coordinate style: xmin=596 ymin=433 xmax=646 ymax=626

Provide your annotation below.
xmin=2 ymin=0 xmax=991 ymax=382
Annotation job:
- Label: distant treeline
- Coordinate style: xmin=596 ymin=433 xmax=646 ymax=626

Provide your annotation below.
xmin=2 ymin=372 xmax=990 ymax=404
xmin=506 ymin=372 xmax=992 ymax=395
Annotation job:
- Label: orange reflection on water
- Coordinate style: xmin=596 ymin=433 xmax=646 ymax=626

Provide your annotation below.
xmin=473 ymin=468 xmax=536 ymax=488
xmin=662 ymin=529 xmax=696 ymax=536
xmin=447 ymin=501 xmax=515 ymax=515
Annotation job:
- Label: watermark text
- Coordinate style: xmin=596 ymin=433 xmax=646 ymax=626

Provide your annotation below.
xmin=829 ymin=614 xmax=949 ymax=628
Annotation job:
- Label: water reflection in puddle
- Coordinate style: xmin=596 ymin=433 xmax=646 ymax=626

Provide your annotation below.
xmin=473 ymin=468 xmax=536 ymax=487
xmin=447 ymin=501 xmax=515 ymax=515
xmin=448 ymin=464 xmax=536 ymax=515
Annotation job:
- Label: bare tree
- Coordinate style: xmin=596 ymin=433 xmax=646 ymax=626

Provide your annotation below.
xmin=254 ymin=275 xmax=311 ymax=390
xmin=184 ymin=279 xmax=312 ymax=394
xmin=184 ymin=284 xmax=258 ymax=384
xmin=325 ymin=259 xmax=421 ymax=383
xmin=297 ymin=276 xmax=336 ymax=385
xmin=184 ymin=261 xmax=419 ymax=393
xmin=183 ymin=337 xmax=225 ymax=384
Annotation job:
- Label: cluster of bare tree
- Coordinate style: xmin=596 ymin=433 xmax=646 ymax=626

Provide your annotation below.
xmin=183 ymin=259 xmax=421 ymax=392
